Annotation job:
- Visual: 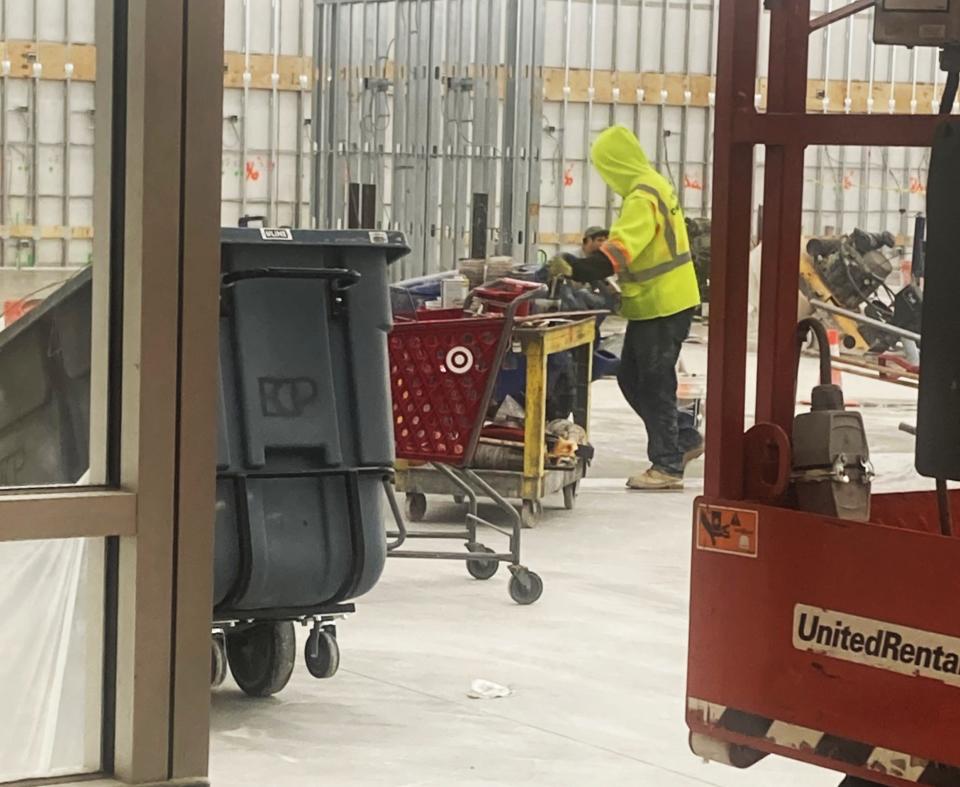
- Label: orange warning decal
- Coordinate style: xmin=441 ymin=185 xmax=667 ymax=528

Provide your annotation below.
xmin=696 ymin=504 xmax=759 ymax=558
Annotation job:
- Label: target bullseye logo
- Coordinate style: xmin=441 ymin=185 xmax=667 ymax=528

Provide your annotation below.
xmin=445 ymin=346 xmax=474 ymax=375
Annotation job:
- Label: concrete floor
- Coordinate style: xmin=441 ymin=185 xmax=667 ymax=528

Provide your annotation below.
xmin=209 ymin=346 xmax=923 ymax=787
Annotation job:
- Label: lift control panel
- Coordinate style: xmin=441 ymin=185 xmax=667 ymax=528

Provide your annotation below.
xmin=874 ymin=0 xmax=960 ymax=46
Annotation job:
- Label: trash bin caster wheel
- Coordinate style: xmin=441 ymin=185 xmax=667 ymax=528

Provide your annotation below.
xmin=520 ymin=499 xmax=541 ymax=528
xmin=211 ymin=633 xmax=227 ymax=688
xmin=508 ymin=568 xmax=544 ymax=605
xmin=225 ymin=620 xmax=297 ymax=697
xmin=304 ymin=626 xmax=340 ymax=680
xmin=465 ymin=543 xmax=499 ymax=580
xmin=406 ymin=493 xmax=427 ymax=522
xmin=563 ymin=482 xmax=578 ymax=510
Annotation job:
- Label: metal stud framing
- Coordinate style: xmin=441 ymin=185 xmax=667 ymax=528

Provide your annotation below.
xmin=0 ymin=0 xmax=948 ymax=275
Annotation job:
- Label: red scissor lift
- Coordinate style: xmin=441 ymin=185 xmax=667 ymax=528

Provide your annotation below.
xmin=687 ymin=2 xmax=960 ymax=786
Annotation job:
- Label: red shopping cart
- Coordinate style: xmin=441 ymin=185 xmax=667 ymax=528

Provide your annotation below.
xmin=385 ymin=280 xmax=546 ymax=605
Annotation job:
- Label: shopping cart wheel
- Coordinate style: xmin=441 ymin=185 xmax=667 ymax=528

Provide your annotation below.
xmin=226 ymin=620 xmax=296 ymax=697
xmin=406 ymin=492 xmax=428 ymax=522
xmin=563 ymin=482 xmax=578 ymax=510
xmin=520 ymin=499 xmax=541 ymax=529
xmin=211 ymin=632 xmax=227 ymax=688
xmin=508 ymin=568 xmax=544 ymax=605
xmin=304 ymin=626 xmax=340 ymax=680
xmin=465 ymin=544 xmax=499 ymax=580
xmin=453 ymin=494 xmax=466 ymax=505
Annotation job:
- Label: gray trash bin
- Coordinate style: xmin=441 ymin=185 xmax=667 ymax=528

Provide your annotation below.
xmin=0 ymin=269 xmax=91 ymax=487
xmin=215 ymin=229 xmax=406 ymax=619
xmin=0 ymin=228 xmax=408 ymax=697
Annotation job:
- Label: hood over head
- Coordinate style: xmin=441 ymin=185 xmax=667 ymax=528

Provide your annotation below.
xmin=590 ymin=126 xmax=654 ymax=197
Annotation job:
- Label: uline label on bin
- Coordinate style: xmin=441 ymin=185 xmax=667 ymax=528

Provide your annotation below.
xmin=260 ymin=228 xmax=294 ymax=241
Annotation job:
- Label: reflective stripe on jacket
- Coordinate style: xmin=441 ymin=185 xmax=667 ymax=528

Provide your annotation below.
xmin=590 ymin=126 xmax=701 ymax=320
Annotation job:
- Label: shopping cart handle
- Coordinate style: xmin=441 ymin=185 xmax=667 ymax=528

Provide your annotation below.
xmin=221 ymin=267 xmax=361 ymax=290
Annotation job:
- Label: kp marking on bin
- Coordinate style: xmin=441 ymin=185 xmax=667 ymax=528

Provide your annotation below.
xmin=259 ymin=377 xmax=319 ymax=418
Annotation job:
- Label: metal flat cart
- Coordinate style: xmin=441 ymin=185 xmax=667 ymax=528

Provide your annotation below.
xmin=395 ymin=313 xmax=596 ymax=528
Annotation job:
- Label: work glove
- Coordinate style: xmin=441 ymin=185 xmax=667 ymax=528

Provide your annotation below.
xmin=546 ymin=255 xmax=574 ymax=280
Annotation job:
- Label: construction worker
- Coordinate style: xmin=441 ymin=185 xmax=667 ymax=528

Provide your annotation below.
xmin=548 ymin=125 xmax=703 ymax=490
xmin=581 ymin=226 xmax=609 ymax=256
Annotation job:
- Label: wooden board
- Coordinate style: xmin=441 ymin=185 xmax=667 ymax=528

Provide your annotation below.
xmin=0 ymin=42 xmax=948 ymax=113
xmin=222 ymin=52 xmax=316 ymax=91
xmin=0 ymin=41 xmax=97 ymax=81
xmin=1 ymin=224 xmax=94 ymax=240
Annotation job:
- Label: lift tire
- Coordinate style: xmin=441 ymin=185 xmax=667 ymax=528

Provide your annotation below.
xmin=211 ymin=634 xmax=227 ymax=688
xmin=466 ymin=544 xmax=499 ymax=580
xmin=563 ymin=482 xmax=578 ymax=510
xmin=520 ymin=500 xmax=541 ymax=529
xmin=406 ymin=493 xmax=428 ymax=523
xmin=226 ymin=621 xmax=296 ymax=697
xmin=304 ymin=627 xmax=340 ymax=680
xmin=509 ymin=569 xmax=544 ymax=605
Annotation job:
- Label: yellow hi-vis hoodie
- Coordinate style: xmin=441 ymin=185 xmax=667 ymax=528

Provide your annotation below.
xmin=591 ymin=125 xmax=701 ymax=321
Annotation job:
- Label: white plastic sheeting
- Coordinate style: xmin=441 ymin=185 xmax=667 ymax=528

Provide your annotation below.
xmin=0 ymin=527 xmax=103 ymax=782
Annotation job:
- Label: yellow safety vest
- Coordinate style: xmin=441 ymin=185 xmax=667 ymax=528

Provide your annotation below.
xmin=591 ymin=126 xmax=701 ymax=321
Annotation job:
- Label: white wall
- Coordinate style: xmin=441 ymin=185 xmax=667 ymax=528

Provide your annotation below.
xmin=0 ymin=0 xmax=939 ymax=276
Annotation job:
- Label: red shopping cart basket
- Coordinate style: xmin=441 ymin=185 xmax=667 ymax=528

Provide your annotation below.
xmin=389 ymin=312 xmax=508 ymax=465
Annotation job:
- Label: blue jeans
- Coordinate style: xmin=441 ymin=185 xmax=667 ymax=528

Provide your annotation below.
xmin=617 ymin=309 xmax=703 ymax=476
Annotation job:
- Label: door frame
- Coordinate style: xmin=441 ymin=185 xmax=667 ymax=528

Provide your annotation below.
xmin=1 ymin=2 xmax=224 ymax=784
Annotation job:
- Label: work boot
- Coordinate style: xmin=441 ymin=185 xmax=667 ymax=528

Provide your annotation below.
xmin=626 ymin=468 xmax=684 ymax=491
xmin=683 ymin=439 xmax=705 ymax=468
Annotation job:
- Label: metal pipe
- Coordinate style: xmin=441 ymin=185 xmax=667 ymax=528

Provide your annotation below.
xmin=655 ymin=0 xmax=668 ymax=171
xmin=312 ymin=0 xmax=325 ymax=228
xmin=422 ymin=0 xmax=440 ymax=272
xmin=581 ymin=0 xmax=597 ymax=236
xmin=404 ymin=0 xmax=420 ymax=270
xmin=240 ymin=0 xmax=251 ymax=218
xmin=295 ymin=0 xmax=306 ymax=228
xmin=858 ymin=11 xmax=874 ymax=230
xmin=936 ymin=479 xmax=954 ymax=537
xmin=345 ymin=0 xmax=356 ymax=226
xmin=452 ymin=0 xmax=468 ymax=261
xmin=809 ymin=299 xmax=922 ymax=342
xmin=412 ymin=0 xmax=427 ymax=274
xmin=810 ymin=0 xmax=875 ymax=31
xmin=439 ymin=0 xmax=458 ymax=265
xmin=813 ymin=0 xmax=832 ymax=235
xmin=524 ymin=0 xmax=546 ymax=260
xmin=679 ymin=0 xmax=694 ymax=212
xmin=373 ymin=0 xmax=386 ymax=230
xmin=901 ymin=48 xmax=918 ymax=239
xmin=834 ymin=9 xmax=854 ymax=232
xmin=270 ymin=0 xmax=282 ymax=224
xmin=483 ymin=0 xmax=500 ymax=257
xmin=558 ymin=0 xmax=572 ymax=249
xmin=633 ymin=0 xmax=645 ymax=221
xmin=702 ymin=0 xmax=718 ymax=218
xmin=62 ymin=0 xmax=72 ymax=265
xmin=30 ymin=0 xmax=40 ymax=266
xmin=358 ymin=0 xmax=368 ymax=192
xmin=605 ymin=0 xmax=622 ymax=229
xmin=390 ymin=0 xmax=406 ymax=257
xmin=469 ymin=0 xmax=488 ymax=260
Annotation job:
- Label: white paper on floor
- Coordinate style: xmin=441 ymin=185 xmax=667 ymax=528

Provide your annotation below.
xmin=467 ymin=679 xmax=512 ymax=700
xmin=0 ymin=471 xmax=100 ymax=782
